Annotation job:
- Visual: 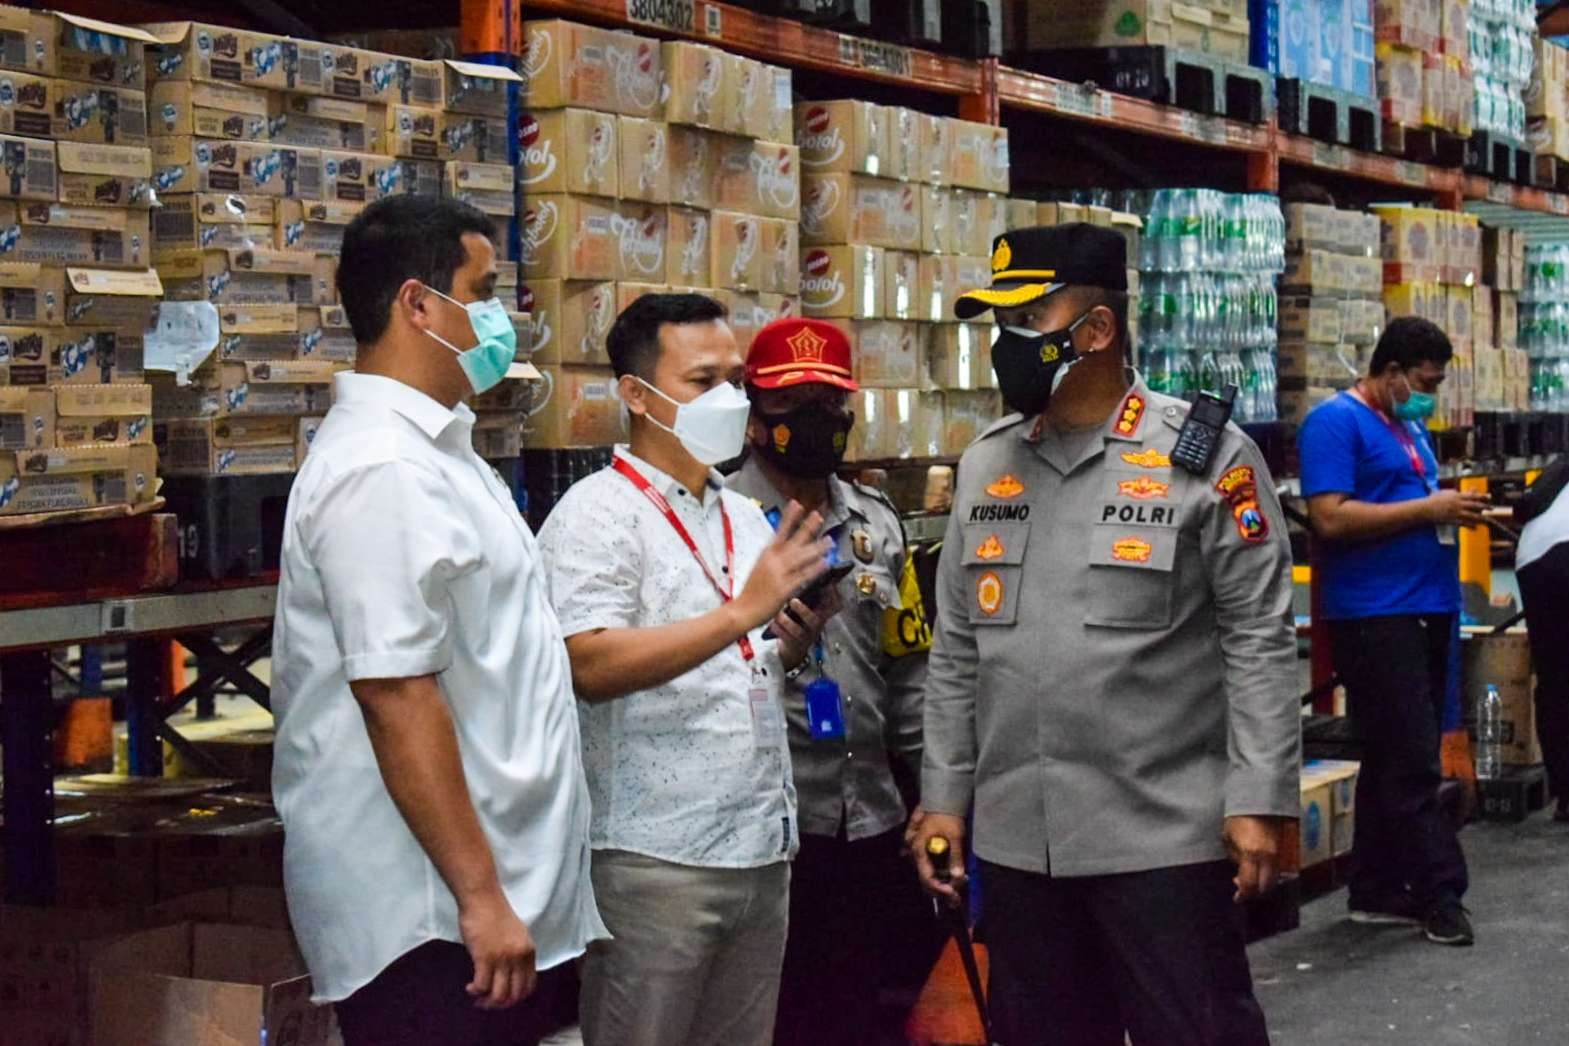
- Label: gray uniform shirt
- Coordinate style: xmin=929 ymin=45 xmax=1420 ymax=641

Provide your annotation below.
xmin=730 ymin=458 xmax=930 ymax=840
xmin=921 ymin=377 xmax=1301 ymax=876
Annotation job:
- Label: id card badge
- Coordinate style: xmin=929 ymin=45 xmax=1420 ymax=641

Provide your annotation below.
xmin=805 ymin=677 xmax=847 ymax=741
xmin=1437 ymin=523 xmax=1458 ymax=546
xmin=750 ymin=687 xmax=786 ymax=749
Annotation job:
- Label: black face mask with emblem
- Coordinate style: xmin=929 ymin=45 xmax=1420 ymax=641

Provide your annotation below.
xmin=755 ymin=402 xmax=856 ymax=478
xmin=991 ymin=309 xmax=1092 ymax=417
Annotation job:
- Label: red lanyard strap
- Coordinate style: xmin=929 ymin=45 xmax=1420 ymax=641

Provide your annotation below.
xmin=1350 ymin=388 xmax=1426 ymax=479
xmin=612 ymin=454 xmax=755 ymax=661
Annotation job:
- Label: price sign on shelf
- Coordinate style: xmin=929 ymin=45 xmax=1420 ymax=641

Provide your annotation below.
xmin=1487 ymin=181 xmax=1513 ymax=204
xmin=837 ymin=35 xmax=913 ymax=78
xmin=1052 ymin=81 xmax=1098 ymax=118
xmin=1196 ymin=116 xmax=1228 ymax=145
xmin=1312 ymin=142 xmax=1349 ymax=169
xmin=1551 ymin=194 xmax=1569 ymax=216
xmin=1397 ymin=161 xmax=1427 ymax=187
xmin=626 ymin=0 xmax=696 ymax=33
xmin=1175 ymin=111 xmax=1198 ymax=139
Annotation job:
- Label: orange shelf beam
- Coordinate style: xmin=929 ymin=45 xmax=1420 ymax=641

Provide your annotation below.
xmin=1275 ymin=131 xmax=1461 ymax=194
xmin=1461 ymin=174 xmax=1569 ymax=216
xmin=995 ymin=67 xmax=1271 ymax=153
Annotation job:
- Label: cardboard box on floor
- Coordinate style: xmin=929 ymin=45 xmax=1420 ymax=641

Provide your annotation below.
xmin=91 ymin=923 xmax=332 ymax=1046
xmin=1298 ymin=773 xmax=1334 ymax=868
xmin=1463 ymin=629 xmax=1544 ymax=766
xmin=1302 ymin=759 xmax=1359 ymax=859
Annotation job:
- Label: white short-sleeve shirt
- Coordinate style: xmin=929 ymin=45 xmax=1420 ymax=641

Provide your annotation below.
xmin=271 ymin=372 xmax=607 ymax=1003
xmin=537 ymin=447 xmax=798 ymax=868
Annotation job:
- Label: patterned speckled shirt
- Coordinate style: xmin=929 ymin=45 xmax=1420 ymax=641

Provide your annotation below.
xmin=537 ymin=447 xmax=799 ymax=868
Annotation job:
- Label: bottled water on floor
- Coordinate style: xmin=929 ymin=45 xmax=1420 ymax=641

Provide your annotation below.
xmin=1475 ymin=684 xmax=1504 ymax=780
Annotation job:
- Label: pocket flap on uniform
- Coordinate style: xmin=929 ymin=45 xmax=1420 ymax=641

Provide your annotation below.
xmin=960 ymin=521 xmax=1030 ymax=567
xmin=1087 ymin=527 xmax=1177 ymax=572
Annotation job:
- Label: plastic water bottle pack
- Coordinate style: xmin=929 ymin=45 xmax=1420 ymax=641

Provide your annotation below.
xmin=1520 ymin=243 xmax=1569 ymax=412
xmin=1135 ymin=189 xmax=1284 ymax=423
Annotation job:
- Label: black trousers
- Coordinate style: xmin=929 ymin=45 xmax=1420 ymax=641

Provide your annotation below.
xmin=774 ymin=825 xmax=944 ymax=1046
xmin=979 ymin=859 xmax=1268 ymax=1046
xmin=1518 ymin=543 xmax=1569 ymax=800
xmin=1329 ymin=613 xmax=1469 ymax=908
xmin=335 ymin=939 xmax=562 ymax=1046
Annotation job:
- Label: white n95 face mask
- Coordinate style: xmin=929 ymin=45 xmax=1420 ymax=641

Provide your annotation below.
xmin=637 ymin=378 xmax=751 ymax=466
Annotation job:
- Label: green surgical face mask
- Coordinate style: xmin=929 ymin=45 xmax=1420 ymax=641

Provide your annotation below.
xmin=1391 ymin=370 xmax=1436 ymax=421
xmin=423 ymin=284 xmax=516 ymax=394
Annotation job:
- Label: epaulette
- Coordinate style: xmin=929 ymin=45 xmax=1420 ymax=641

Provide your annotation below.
xmin=975 ymin=411 xmax=1028 ymax=442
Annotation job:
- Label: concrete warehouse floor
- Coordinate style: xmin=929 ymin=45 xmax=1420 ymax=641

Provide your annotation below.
xmin=1251 ymin=809 xmax=1569 ymax=1045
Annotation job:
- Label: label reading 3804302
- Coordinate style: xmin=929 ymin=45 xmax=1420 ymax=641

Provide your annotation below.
xmin=626 ymin=0 xmax=695 ymax=33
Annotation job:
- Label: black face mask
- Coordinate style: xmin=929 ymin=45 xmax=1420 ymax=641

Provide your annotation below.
xmin=755 ymin=402 xmax=855 ymax=478
xmin=991 ymin=310 xmax=1091 ymax=417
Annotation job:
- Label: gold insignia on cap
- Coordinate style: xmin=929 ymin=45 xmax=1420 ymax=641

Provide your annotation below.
xmin=785 ymin=325 xmax=827 ymax=363
xmin=991 ymin=238 xmax=1012 ymax=274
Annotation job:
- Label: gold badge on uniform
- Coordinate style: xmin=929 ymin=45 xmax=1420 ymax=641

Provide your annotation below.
xmin=985 ymin=474 xmax=1025 ymax=499
xmin=1111 ymin=536 xmax=1153 ymax=563
xmin=1120 ymin=448 xmax=1171 ymax=470
xmin=851 ymin=528 xmax=874 ymax=563
xmin=1118 ymin=476 xmax=1170 ymax=500
xmin=976 ymin=570 xmax=1004 ymax=615
xmin=857 ymin=572 xmax=879 ymax=597
xmin=975 ymin=534 xmax=1005 ymax=560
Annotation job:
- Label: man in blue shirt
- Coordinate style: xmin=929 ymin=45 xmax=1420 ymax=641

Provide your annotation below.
xmin=1300 ymin=317 xmax=1487 ymax=947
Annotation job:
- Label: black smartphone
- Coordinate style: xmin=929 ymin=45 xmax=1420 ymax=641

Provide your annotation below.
xmin=762 ymin=562 xmax=856 ymax=640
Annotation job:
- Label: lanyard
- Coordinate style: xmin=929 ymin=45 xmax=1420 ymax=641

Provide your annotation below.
xmin=1350 ymin=387 xmax=1426 ymax=480
xmin=612 ymin=453 xmax=754 ymax=662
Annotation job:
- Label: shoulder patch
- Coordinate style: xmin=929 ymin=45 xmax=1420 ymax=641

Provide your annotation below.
xmin=1215 ymin=465 xmax=1268 ymax=543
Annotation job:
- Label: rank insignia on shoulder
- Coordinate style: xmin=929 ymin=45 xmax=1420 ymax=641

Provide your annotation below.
xmin=975 ymin=534 xmax=1005 ymax=560
xmin=1215 ymin=466 xmax=1268 ymax=544
xmin=976 ymin=571 xmax=1004 ymax=615
xmin=1120 ymin=448 xmax=1171 ymax=470
xmin=1111 ymin=536 xmax=1153 ymax=563
xmin=986 ymin=474 xmax=1025 ymax=498
xmin=1114 ymin=393 xmax=1145 ymax=436
xmin=852 ymin=528 xmax=874 ymax=563
xmin=1117 ymin=476 xmax=1169 ymax=500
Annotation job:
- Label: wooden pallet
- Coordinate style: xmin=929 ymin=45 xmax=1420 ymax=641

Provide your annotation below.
xmin=1465 ymin=130 xmax=1534 ymax=186
xmin=1382 ymin=121 xmax=1468 ymax=167
xmin=1277 ymin=78 xmax=1381 ymax=152
xmin=1534 ymin=153 xmax=1569 ymax=193
xmin=1019 ymin=45 xmax=1274 ymax=124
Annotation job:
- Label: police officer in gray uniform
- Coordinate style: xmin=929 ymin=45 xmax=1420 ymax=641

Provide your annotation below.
xmin=727 ymin=317 xmax=936 ymax=1045
xmin=908 ymin=224 xmax=1301 ymax=1046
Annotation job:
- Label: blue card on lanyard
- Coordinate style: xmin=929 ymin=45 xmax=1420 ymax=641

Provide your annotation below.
xmin=805 ymin=677 xmax=846 ymax=740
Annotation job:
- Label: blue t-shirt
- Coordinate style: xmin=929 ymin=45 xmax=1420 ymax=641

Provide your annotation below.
xmin=1298 ymin=392 xmax=1461 ymax=620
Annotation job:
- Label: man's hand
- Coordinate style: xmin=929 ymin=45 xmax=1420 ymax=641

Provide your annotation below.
xmin=910 ymin=810 xmax=968 ymax=905
xmin=459 ymin=891 xmax=538 ymax=1010
xmin=1223 ymin=815 xmax=1289 ymax=904
xmin=734 ymin=501 xmax=830 ymax=631
xmin=902 ymin=804 xmax=926 ymax=856
xmin=770 ymin=586 xmax=842 ymax=671
xmin=1424 ymin=489 xmax=1491 ymax=528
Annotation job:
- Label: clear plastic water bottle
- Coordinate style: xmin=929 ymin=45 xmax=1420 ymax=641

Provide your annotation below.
xmin=1176 ymin=190 xmax=1202 ymax=271
xmin=1476 ymin=684 xmax=1504 ymax=780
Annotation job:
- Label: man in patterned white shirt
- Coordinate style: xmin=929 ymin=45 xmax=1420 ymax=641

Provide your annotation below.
xmin=538 ymin=293 xmax=837 ymax=1046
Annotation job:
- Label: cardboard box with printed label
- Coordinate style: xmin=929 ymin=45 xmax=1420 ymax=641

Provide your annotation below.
xmin=312 ymin=44 xmax=443 ymax=107
xmin=473 ymin=410 xmax=523 ymax=459
xmin=926 ymin=323 xmax=995 ymax=390
xmin=727 ymin=53 xmax=783 ymax=139
xmin=1496 ymin=290 xmax=1518 ymax=349
xmin=920 ymin=188 xmax=960 ymax=255
xmin=155 ymin=416 xmax=298 ymax=475
xmin=917 ymin=113 xmax=952 ymax=187
xmin=713 ymin=137 xmax=801 ymax=221
xmin=52 ymin=384 xmax=153 ymax=448
xmin=150 ymin=370 xmax=327 ymax=419
xmin=711 ymin=210 xmax=763 ymax=292
xmin=321 ymin=152 xmax=439 ymax=203
xmin=1298 ymin=770 xmax=1334 ymax=868
xmin=949 ymin=119 xmax=1010 ymax=194
xmin=518 ymin=194 xmax=618 ymax=281
xmin=0 ymin=70 xmax=61 ymax=139
xmin=0 ymin=133 xmax=54 ymax=203
xmin=519 ymin=20 xmax=661 ymax=118
xmin=618 ymin=116 xmax=669 ymax=205
xmin=517 ymin=108 xmax=618 ymax=198
xmin=918 ymin=254 xmax=992 ymax=323
xmin=296 ymin=305 xmax=355 ymax=362
xmin=518 ymin=279 xmax=616 ymax=366
xmin=0 ymin=386 xmax=52 ymax=450
xmin=1286 ymin=203 xmax=1341 ymax=251
xmin=759 ymin=219 xmax=800 ymax=296
xmin=1447 ymin=284 xmax=1473 ymax=347
xmin=157 ymin=247 xmax=322 ymax=306
xmin=153 ymin=194 xmax=271 ymax=255
xmin=1373 ymin=204 xmax=1440 ymax=269
xmin=149 ymin=80 xmax=269 ymax=141
xmin=1026 ymin=0 xmax=1251 ymax=63
xmin=665 ymin=206 xmax=712 ymax=289
xmin=1279 ymin=296 xmax=1343 ymax=344
xmin=844 ymin=387 xmax=892 ymax=461
xmin=384 ymin=105 xmax=506 ymax=164
xmin=800 ymin=174 xmax=921 ymax=251
xmin=615 ymin=282 xmax=669 ymax=316
xmin=443 ymin=59 xmax=521 ymax=118
xmin=0 ymin=262 xmax=66 ymax=325
xmin=443 ymin=160 xmax=514 ymax=217
xmin=668 ymin=127 xmax=716 ymax=210
xmin=800 ymin=244 xmax=884 ymax=319
xmin=663 ymin=42 xmax=726 ymax=130
xmin=56 ymin=142 xmax=153 ymax=210
xmin=0 ymin=444 xmax=136 ymax=516
xmin=525 ymin=364 xmax=625 ymax=447
xmin=612 ymin=203 xmax=667 ymax=284
xmin=0 ymin=201 xmax=150 ymax=271
xmin=941 ymin=389 xmax=1001 ymax=455
xmin=214 ymin=303 xmax=300 ymax=362
xmin=1339 ymin=298 xmax=1386 ymax=344
xmin=1277 ymin=341 xmax=1359 ymax=388
xmin=267 ymin=93 xmax=381 ymax=153
xmin=795 ymin=100 xmax=891 ymax=177
xmin=273 ymin=198 xmax=361 ymax=255
xmin=883 ymin=106 xmax=925 ymax=184
xmin=852 ymin=320 xmax=922 ymax=388
xmin=145 ymin=23 xmax=319 ymax=91
xmin=152 ymin=138 xmax=323 ymax=199
xmin=884 ymin=250 xmax=921 ymax=321
xmin=62 ymin=268 xmax=163 ymax=331
xmin=1473 ymin=283 xmax=1495 ymax=349
xmin=1 ymin=12 xmax=153 ymax=86
xmin=52 ymin=81 xmax=148 ymax=147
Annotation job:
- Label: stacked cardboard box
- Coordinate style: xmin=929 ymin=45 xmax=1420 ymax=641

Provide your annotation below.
xmin=795 ymin=100 xmax=1013 ymax=460
xmin=1264 ymin=0 xmax=1376 ymax=99
xmin=1019 ymin=0 xmax=1251 ymax=62
xmin=1372 ymin=205 xmax=1481 ymax=427
xmin=1528 ymin=39 xmax=1569 ymax=170
xmin=1277 ymin=203 xmax=1385 ymax=425
xmin=140 ymin=22 xmax=524 ymax=472
xmin=513 ymin=20 xmax=798 ymax=448
xmin=1477 ymin=223 xmax=1526 ymax=410
xmin=0 ymin=8 xmax=165 ymax=518
xmin=1375 ymin=0 xmax=1473 ymax=137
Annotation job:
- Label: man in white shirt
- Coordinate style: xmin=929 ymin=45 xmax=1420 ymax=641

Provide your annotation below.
xmin=272 ymin=195 xmax=605 ymax=1046
xmin=1515 ymin=458 xmax=1569 ymax=819
xmin=537 ymin=292 xmax=835 ymax=1046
